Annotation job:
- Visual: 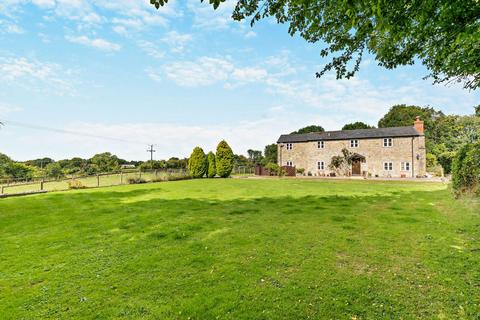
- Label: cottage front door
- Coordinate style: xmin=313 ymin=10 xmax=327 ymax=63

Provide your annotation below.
xmin=352 ymin=160 xmax=361 ymax=175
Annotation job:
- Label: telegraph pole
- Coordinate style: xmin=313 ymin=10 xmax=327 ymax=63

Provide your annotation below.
xmin=147 ymin=144 xmax=156 ymax=161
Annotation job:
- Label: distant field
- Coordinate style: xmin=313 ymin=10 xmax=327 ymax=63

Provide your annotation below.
xmin=0 ymin=171 xmax=172 ymax=194
xmin=0 ymin=179 xmax=479 ymax=319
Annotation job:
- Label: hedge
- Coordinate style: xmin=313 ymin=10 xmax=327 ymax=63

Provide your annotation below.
xmin=452 ymin=141 xmax=480 ymax=196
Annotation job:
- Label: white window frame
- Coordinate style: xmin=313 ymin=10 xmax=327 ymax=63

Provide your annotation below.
xmin=286 ymin=161 xmax=293 ymax=167
xmin=383 ymin=162 xmax=393 ymax=171
xmin=286 ymin=143 xmax=293 ymax=150
xmin=401 ymin=162 xmax=411 ymax=171
xmin=317 ymin=141 xmax=325 ymax=149
xmin=317 ymin=161 xmax=325 ymax=170
xmin=383 ymin=138 xmax=393 ymax=147
xmin=350 ymin=139 xmax=359 ymax=148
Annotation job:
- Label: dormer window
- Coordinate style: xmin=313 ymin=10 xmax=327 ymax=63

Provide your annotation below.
xmin=350 ymin=140 xmax=359 ymax=148
xmin=383 ymin=138 xmax=393 ymax=147
xmin=286 ymin=143 xmax=293 ymax=150
xmin=317 ymin=141 xmax=324 ymax=149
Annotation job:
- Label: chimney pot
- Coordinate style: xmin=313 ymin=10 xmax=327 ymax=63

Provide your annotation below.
xmin=414 ymin=116 xmax=424 ymax=134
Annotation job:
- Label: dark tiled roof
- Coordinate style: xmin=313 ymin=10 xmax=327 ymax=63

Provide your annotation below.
xmin=277 ymin=126 xmax=422 ymax=143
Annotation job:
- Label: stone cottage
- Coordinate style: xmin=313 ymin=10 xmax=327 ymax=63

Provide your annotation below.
xmin=277 ymin=117 xmax=426 ymax=178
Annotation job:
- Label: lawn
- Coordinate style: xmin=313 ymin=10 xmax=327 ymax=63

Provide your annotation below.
xmin=0 ymin=179 xmax=479 ymax=319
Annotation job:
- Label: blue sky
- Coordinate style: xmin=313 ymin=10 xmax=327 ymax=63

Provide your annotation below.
xmin=0 ymin=0 xmax=478 ymax=161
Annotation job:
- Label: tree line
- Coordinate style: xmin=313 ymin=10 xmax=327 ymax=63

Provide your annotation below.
xmin=0 ymin=152 xmax=189 ymax=181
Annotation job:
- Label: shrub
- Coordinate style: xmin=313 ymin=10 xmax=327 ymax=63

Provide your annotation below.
xmin=452 ymin=142 xmax=480 ymax=196
xmin=296 ymin=168 xmax=305 ymax=175
xmin=139 ymin=160 xmax=165 ymax=172
xmin=44 ymin=162 xmax=65 ymax=179
xmin=188 ymin=147 xmax=207 ymax=178
xmin=264 ymin=162 xmax=279 ymax=175
xmin=437 ymin=151 xmax=456 ymax=174
xmin=215 ymin=140 xmax=234 ymax=178
xmin=426 ymin=153 xmax=438 ymax=170
xmin=167 ymin=174 xmax=191 ymax=182
xmin=207 ymin=151 xmax=216 ymax=178
xmin=3 ymin=162 xmax=36 ymax=180
xmin=127 ymin=177 xmax=147 ymax=184
xmin=68 ymin=180 xmax=86 ymax=189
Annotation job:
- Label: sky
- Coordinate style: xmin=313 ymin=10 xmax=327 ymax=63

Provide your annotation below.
xmin=0 ymin=0 xmax=478 ymax=161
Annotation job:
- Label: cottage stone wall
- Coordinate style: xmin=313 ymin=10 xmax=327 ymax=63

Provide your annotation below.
xmin=278 ymin=135 xmax=426 ymax=178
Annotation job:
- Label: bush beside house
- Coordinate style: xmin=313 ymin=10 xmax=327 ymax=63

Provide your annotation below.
xmin=452 ymin=142 xmax=480 ymax=197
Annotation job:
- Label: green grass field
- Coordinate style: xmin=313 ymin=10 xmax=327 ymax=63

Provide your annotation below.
xmin=0 ymin=179 xmax=479 ymax=319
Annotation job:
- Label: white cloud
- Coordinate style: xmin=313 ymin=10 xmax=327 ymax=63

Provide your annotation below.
xmin=157 ymin=51 xmax=479 ymax=125
xmin=138 ymin=40 xmax=165 ymax=59
xmin=144 ymin=67 xmax=162 ymax=82
xmin=65 ymin=35 xmax=121 ymax=51
xmin=5 ymin=111 xmax=306 ymax=160
xmin=161 ymin=31 xmax=192 ymax=53
xmin=2 ymin=0 xmax=179 ymax=34
xmin=187 ymin=0 xmax=236 ymax=29
xmin=244 ymin=30 xmax=256 ymax=38
xmin=160 ymin=56 xmax=269 ymax=88
xmin=32 ymin=0 xmax=55 ymax=8
xmin=232 ymin=67 xmax=268 ymax=82
xmin=163 ymin=56 xmax=234 ymax=87
xmin=0 ymin=20 xmax=24 ymax=34
xmin=0 ymin=55 xmax=76 ymax=95
xmin=0 ymin=104 xmax=22 ymax=115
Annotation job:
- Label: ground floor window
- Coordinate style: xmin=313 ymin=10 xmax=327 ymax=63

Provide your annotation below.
xmin=401 ymin=162 xmax=411 ymax=171
xmin=383 ymin=162 xmax=393 ymax=171
xmin=286 ymin=161 xmax=293 ymax=166
xmin=317 ymin=161 xmax=325 ymax=170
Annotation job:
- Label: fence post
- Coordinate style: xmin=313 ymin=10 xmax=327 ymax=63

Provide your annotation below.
xmin=139 ymin=171 xmax=142 ymax=180
xmin=40 ymin=180 xmax=44 ymax=191
xmin=97 ymin=175 xmax=100 ymax=187
xmin=1 ymin=185 xmax=4 ymax=194
xmin=120 ymin=171 xmax=123 ymax=185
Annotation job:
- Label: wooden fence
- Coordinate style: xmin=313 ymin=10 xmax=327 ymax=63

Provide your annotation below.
xmin=0 ymin=169 xmax=188 ymax=195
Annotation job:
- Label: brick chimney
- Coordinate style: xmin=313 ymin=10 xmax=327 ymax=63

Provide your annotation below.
xmin=414 ymin=116 xmax=424 ymax=134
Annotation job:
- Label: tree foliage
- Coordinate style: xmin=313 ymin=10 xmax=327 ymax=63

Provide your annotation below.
xmin=342 ymin=122 xmax=374 ymax=130
xmin=328 ymin=148 xmax=353 ymax=176
xmin=3 ymin=162 xmax=36 ymax=180
xmin=291 ymin=125 xmax=325 ymax=134
xmin=89 ymin=152 xmax=120 ymax=173
xmin=379 ymin=105 xmax=480 ymax=173
xmin=452 ymin=141 xmax=480 ymax=196
xmin=139 ymin=160 xmax=166 ymax=172
xmin=188 ymin=147 xmax=208 ymax=178
xmin=215 ymin=140 xmax=234 ymax=178
xmin=151 ymin=0 xmax=480 ymax=90
xmin=44 ymin=162 xmax=64 ymax=179
xmin=263 ymin=144 xmax=277 ymax=165
xmin=207 ymin=151 xmax=216 ymax=178
xmin=247 ymin=149 xmax=263 ymax=164
xmin=24 ymin=158 xmax=54 ymax=168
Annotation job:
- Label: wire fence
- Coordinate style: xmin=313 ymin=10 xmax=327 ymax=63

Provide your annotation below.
xmin=0 ymin=169 xmax=189 ymax=195
xmin=0 ymin=166 xmax=255 ymax=196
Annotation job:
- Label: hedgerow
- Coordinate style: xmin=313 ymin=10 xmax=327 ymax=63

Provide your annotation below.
xmin=452 ymin=142 xmax=480 ymax=197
